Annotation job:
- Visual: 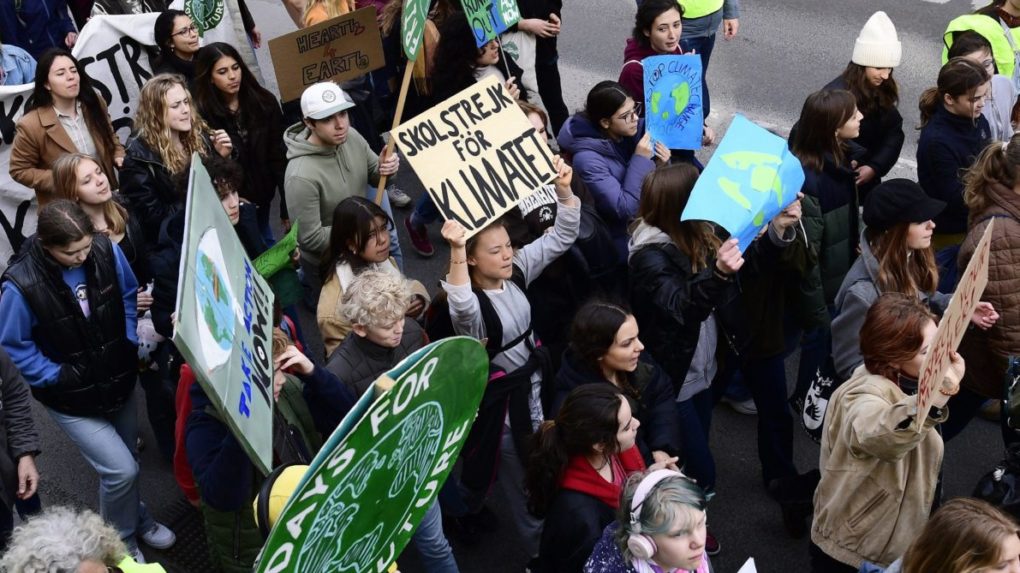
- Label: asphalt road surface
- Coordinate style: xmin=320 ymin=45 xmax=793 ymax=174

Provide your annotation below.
xmin=30 ymin=1 xmax=1007 ymax=572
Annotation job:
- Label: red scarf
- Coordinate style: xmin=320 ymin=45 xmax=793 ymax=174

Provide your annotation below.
xmin=998 ymin=7 xmax=1020 ymax=28
xmin=559 ymin=447 xmax=646 ymax=509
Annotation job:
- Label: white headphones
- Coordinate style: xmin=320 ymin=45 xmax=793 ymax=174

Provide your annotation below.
xmin=626 ymin=469 xmax=683 ymax=561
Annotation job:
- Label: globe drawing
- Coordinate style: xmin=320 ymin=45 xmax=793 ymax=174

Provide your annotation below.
xmin=194 ymin=229 xmax=235 ymax=368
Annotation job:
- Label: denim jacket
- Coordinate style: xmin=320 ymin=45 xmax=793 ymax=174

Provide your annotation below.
xmin=0 ymin=44 xmax=36 ymax=86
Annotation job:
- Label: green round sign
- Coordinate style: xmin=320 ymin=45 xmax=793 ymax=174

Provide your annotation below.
xmin=256 ymin=337 xmax=488 ymax=573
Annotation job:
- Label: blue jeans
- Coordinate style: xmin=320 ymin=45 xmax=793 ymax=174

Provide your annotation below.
xmin=410 ymin=192 xmax=442 ymax=228
xmin=413 ymin=501 xmax=460 ymax=573
xmin=45 ymin=389 xmax=155 ymax=541
xmin=679 ymin=33 xmax=716 ymax=119
xmin=936 ymin=244 xmax=961 ymax=293
xmin=676 ymin=389 xmax=716 ymax=493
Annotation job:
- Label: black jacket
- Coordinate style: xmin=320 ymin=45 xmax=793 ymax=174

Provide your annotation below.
xmin=539 ymin=490 xmax=615 ymax=573
xmin=554 ymin=350 xmax=680 ymax=462
xmin=824 ymin=76 xmax=904 ymax=193
xmin=3 ymin=235 xmax=137 ymax=416
xmin=120 ymin=136 xmax=182 ymax=246
xmin=0 ymin=347 xmax=39 ymax=511
xmin=325 ymin=318 xmax=426 ymax=397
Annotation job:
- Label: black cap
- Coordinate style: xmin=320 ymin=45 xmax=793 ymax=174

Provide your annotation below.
xmin=863 ymin=179 xmax=946 ymax=232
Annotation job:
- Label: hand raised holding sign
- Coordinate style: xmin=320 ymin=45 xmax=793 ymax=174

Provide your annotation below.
xmin=653 ymin=140 xmax=671 ymax=164
xmin=715 ymin=238 xmax=744 ymax=275
xmin=931 ymin=351 xmax=965 ymax=408
xmin=553 ymin=155 xmax=574 ymax=197
xmin=505 ymin=77 xmax=521 ymax=101
xmin=636 ymin=132 xmax=654 ymax=159
xmin=770 ymin=192 xmax=804 ymax=233
xmin=442 ymin=220 xmax=469 ymax=249
xmin=379 ymin=148 xmax=400 ymax=177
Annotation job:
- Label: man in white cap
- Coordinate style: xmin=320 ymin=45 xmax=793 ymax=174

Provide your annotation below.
xmin=283 ymin=81 xmax=402 ymax=296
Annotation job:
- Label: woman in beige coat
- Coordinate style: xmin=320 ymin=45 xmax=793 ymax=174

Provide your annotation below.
xmin=10 ymin=50 xmax=124 ymax=205
xmin=811 ymin=294 xmax=965 ymax=572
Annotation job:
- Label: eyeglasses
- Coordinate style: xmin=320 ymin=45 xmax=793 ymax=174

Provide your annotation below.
xmin=172 ymin=25 xmax=199 ymax=38
xmin=616 ymin=102 xmax=642 ymax=123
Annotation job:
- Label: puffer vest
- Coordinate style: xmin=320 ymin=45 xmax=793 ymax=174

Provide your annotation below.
xmin=2 ymin=234 xmax=136 ymax=416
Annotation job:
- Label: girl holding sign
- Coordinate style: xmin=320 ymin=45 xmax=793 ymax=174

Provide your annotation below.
xmin=811 ymin=294 xmax=963 ymax=573
xmin=439 ymin=155 xmax=578 ymax=565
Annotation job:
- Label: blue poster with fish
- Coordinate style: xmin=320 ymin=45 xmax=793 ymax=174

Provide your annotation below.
xmin=643 ymin=54 xmax=703 ymax=150
xmin=680 ymin=115 xmax=805 ymax=252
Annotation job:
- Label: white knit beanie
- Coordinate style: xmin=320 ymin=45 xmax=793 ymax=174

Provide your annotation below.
xmin=852 ymin=11 xmax=902 ymax=68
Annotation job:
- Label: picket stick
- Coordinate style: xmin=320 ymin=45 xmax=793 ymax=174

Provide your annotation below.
xmin=373 ymin=62 xmax=416 ymax=206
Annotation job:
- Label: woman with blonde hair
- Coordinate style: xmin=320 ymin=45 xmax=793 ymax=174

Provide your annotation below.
xmin=302 ymin=0 xmax=355 ymax=27
xmin=119 ymin=73 xmax=232 ymax=244
xmin=895 ymin=498 xmax=1020 ymax=573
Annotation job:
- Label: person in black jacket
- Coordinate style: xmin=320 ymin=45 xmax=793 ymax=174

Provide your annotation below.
xmin=515 ymin=0 xmax=569 ymax=133
xmin=0 ymin=347 xmax=40 ymax=550
xmin=628 ymin=164 xmax=802 ymax=549
xmin=553 ymin=301 xmax=680 ymax=467
xmin=824 ymin=11 xmax=904 ymax=198
xmin=193 ymin=42 xmax=289 ymax=244
xmin=120 ymin=74 xmax=232 ymax=246
xmin=152 ymin=10 xmax=199 ymax=82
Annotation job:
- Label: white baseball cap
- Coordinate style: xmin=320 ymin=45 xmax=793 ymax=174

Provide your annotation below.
xmin=300 ymin=82 xmax=355 ymax=120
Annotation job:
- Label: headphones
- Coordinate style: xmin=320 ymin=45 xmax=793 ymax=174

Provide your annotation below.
xmin=626 ymin=469 xmax=683 ymax=561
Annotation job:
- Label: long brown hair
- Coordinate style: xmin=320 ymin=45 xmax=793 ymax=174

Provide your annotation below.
xmin=525 ymin=385 xmax=629 ymax=517
xmin=918 ymin=57 xmax=990 ymax=127
xmin=963 ymin=133 xmax=1020 ymax=217
xmin=51 ymin=153 xmax=128 ymax=236
xmin=866 ymin=223 xmax=938 ymax=298
xmin=859 ymin=294 xmax=935 ymax=383
xmin=635 ymin=164 xmax=720 ymax=271
xmin=789 ymin=89 xmax=857 ymax=172
xmin=840 ymin=62 xmax=898 ymax=115
xmin=903 ymin=498 xmax=1020 ymax=573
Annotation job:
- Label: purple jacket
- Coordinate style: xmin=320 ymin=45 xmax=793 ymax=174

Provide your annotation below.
xmin=557 ymin=114 xmax=655 ymax=263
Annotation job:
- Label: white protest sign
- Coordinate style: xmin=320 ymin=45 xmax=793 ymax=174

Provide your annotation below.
xmin=915 ymin=220 xmax=994 ymax=429
xmin=392 ymin=75 xmax=557 ymax=239
xmin=0 ymin=13 xmax=159 ymax=271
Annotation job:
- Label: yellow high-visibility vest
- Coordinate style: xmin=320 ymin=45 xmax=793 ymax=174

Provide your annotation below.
xmin=679 ymin=0 xmax=724 ymax=20
xmin=943 ymin=14 xmax=1020 ymax=79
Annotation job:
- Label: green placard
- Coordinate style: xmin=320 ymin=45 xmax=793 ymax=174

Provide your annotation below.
xmin=172 ymin=153 xmax=275 ymax=475
xmin=255 ymin=337 xmax=488 ymax=573
xmin=401 ymin=0 xmax=430 ymax=61
xmin=253 ymin=221 xmax=299 ymax=279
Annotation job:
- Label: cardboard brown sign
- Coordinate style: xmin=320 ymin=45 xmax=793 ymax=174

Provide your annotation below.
xmin=268 ymin=7 xmax=385 ymax=102
xmin=393 ymin=75 xmax=557 ymax=239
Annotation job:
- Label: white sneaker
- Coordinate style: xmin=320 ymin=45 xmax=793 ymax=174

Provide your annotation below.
xmin=722 ymin=395 xmax=758 ymax=416
xmin=140 ymin=521 xmax=176 ymax=549
xmin=387 ymin=185 xmax=412 ymax=208
xmin=128 ymin=544 xmax=147 ymax=564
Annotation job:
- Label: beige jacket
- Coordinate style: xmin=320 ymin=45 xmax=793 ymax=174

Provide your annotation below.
xmin=811 ymin=366 xmax=947 ymax=568
xmin=316 ymin=257 xmax=429 ymax=357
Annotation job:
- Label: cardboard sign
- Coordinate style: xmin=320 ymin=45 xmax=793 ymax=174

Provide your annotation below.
xmin=915 ymin=220 xmax=994 ymax=429
xmin=0 ymin=13 xmax=160 ymax=272
xmin=255 ymin=337 xmax=488 ymax=573
xmin=393 ymin=75 xmax=557 ymax=238
xmin=268 ymin=8 xmax=385 ymax=103
xmin=681 ymin=114 xmax=804 ymax=251
xmin=461 ymin=0 xmax=521 ymax=47
xmin=401 ymin=0 xmax=431 ymax=60
xmin=644 ymin=54 xmax=703 ymax=150
xmin=172 ymin=154 xmax=275 ymax=475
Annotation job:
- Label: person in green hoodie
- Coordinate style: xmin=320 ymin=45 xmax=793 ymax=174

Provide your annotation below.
xmin=284 ymin=81 xmax=403 ymax=301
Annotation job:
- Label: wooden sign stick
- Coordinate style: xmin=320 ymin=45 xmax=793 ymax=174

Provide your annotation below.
xmin=373 ymin=61 xmax=416 ymax=206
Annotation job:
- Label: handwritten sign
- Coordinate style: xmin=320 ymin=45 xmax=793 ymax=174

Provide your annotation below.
xmin=173 ymin=154 xmax=275 ymax=474
xmin=681 ymin=114 xmax=804 ymax=251
xmin=644 ymin=55 xmax=703 ymax=150
xmin=402 ymin=0 xmax=431 ymax=60
xmin=461 ymin=0 xmax=521 ymax=48
xmin=393 ymin=75 xmax=557 ymax=239
xmin=0 ymin=13 xmax=160 ymax=272
xmin=268 ymin=7 xmax=385 ymax=103
xmin=915 ymin=220 xmax=994 ymax=430
xmin=255 ymin=337 xmax=488 ymax=573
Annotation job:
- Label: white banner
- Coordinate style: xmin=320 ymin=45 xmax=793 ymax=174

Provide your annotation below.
xmin=171 ymin=0 xmax=263 ymax=83
xmin=0 ymin=13 xmax=158 ymax=271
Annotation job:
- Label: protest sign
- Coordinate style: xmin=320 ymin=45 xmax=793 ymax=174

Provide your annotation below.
xmin=254 ymin=222 xmax=299 ymax=278
xmin=0 ymin=13 xmax=159 ymax=272
xmin=268 ymin=8 xmax=385 ymax=103
xmin=681 ymin=114 xmax=804 ymax=251
xmin=173 ymin=153 xmax=275 ymax=475
xmin=255 ymin=337 xmax=488 ymax=573
xmin=402 ymin=0 xmax=431 ymax=60
xmin=644 ymin=54 xmax=703 ymax=150
xmin=915 ymin=220 xmax=993 ymax=430
xmin=461 ymin=0 xmax=522 ymax=47
xmin=171 ymin=0 xmax=263 ymax=83
xmin=393 ymin=75 xmax=558 ymax=238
